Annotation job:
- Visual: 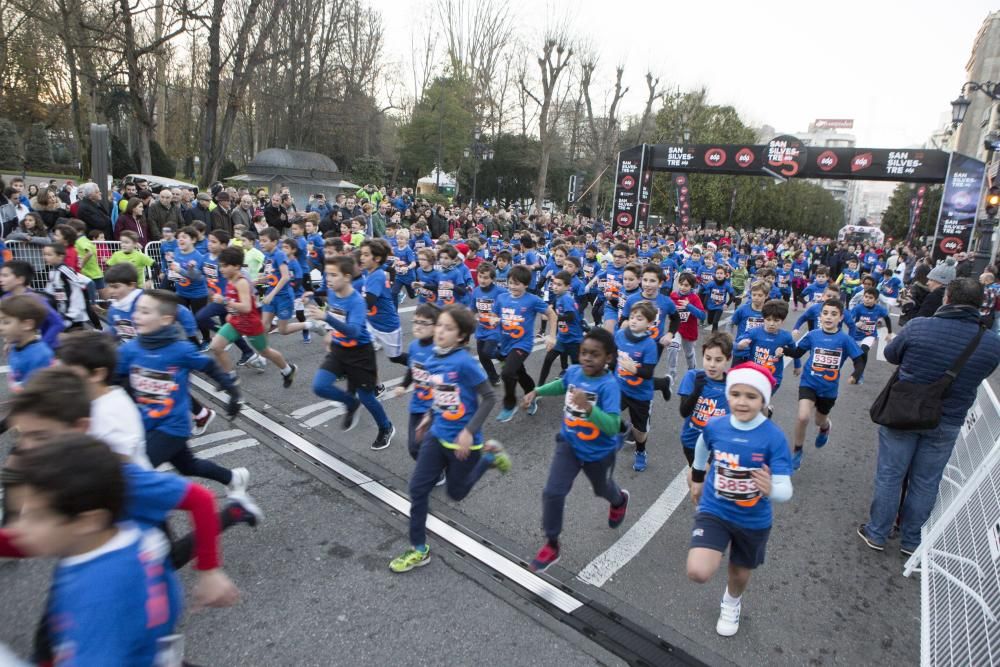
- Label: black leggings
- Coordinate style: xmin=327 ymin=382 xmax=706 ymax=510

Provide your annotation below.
xmin=707 ymin=308 xmax=723 ymax=332
xmin=147 ymin=430 xmax=233 ymax=486
xmin=538 ymin=343 xmax=580 ymax=385
xmin=477 ymin=339 xmax=501 ymax=383
xmin=177 ymin=295 xmax=209 ymax=341
xmin=501 ymin=349 xmax=535 ymax=410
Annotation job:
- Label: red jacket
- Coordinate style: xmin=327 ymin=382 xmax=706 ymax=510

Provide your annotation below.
xmin=670 ymin=290 xmax=705 ymax=341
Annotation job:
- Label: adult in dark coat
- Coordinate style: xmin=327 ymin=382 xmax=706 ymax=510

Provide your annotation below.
xmin=210 ymin=192 xmax=235 ymax=235
xmin=76 ymin=182 xmax=113 ymax=238
xmin=914 ymin=260 xmax=956 ymax=319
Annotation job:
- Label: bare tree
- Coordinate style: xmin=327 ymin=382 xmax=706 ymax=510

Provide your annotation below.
xmin=580 ymin=59 xmax=628 ymax=214
xmin=520 ymin=34 xmax=573 ymax=211
xmin=635 ymin=72 xmax=664 ymax=143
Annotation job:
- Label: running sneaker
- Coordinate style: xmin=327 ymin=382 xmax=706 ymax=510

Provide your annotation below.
xmin=496 ymin=406 xmax=518 ymax=422
xmin=900 ymin=545 xmax=916 ymax=557
xmin=282 ymin=364 xmax=297 ymax=389
xmin=302 ymin=331 xmax=312 ymax=344
xmin=856 ymin=524 xmax=884 ymax=552
xmin=373 ymin=339 xmax=383 ymax=351
xmin=609 ymin=489 xmax=630 ymax=528
xmin=489 ymin=377 xmax=502 ymax=387
xmin=374 ymin=383 xmax=387 ymax=399
xmin=792 ymin=448 xmax=803 ymax=471
xmin=343 ymin=402 xmax=361 ymax=431
xmin=483 ymin=439 xmax=511 ymax=474
xmin=624 ymin=436 xmax=637 ymax=449
xmin=227 ymin=467 xmax=250 ymax=496
xmin=371 ymin=425 xmax=395 ymax=450
xmin=249 ymin=354 xmax=267 ymax=371
xmin=192 ymin=409 xmax=216 ymax=436
xmin=527 ymin=399 xmax=539 ymax=416
xmin=633 ymin=451 xmax=647 ymax=472
xmin=390 ymin=546 xmax=430 ymax=573
xmin=716 ymin=595 xmax=742 ymax=637
xmin=815 ymin=419 xmax=832 ymax=448
xmin=236 ymin=350 xmax=256 ymax=367
xmin=224 ymin=492 xmax=263 ymax=527
xmin=530 ymin=543 xmax=560 ymax=573
xmin=435 ymin=471 xmax=447 ymax=487
xmin=659 ymin=374 xmax=673 ymax=402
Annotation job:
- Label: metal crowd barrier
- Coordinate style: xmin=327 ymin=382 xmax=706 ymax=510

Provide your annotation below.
xmin=903 ymin=382 xmax=1000 ymax=666
xmin=4 ymin=239 xmax=163 ymax=290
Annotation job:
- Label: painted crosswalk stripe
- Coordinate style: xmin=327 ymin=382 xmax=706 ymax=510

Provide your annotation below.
xmin=197 ymin=439 xmax=258 ymax=459
xmin=292 ymin=400 xmax=336 ymax=419
xmin=303 ymin=376 xmax=407 ymax=428
xmin=191 ymin=429 xmax=246 ymax=448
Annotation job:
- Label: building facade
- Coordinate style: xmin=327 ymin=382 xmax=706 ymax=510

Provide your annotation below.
xmin=954 ymin=11 xmax=1000 ymax=161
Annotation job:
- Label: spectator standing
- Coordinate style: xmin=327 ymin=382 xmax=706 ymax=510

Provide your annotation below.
xmin=211 ymin=192 xmax=235 ymax=235
xmin=75 ymin=182 xmax=113 ymax=238
xmin=145 ymin=189 xmax=183 ymax=241
xmin=913 ymin=260 xmax=956 ymax=319
xmin=859 ymin=278 xmax=1000 ymax=554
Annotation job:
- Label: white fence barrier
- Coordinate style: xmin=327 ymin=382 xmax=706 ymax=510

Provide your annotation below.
xmin=903 ymin=382 xmax=1000 ymax=667
xmin=4 ymin=239 xmax=163 ymax=291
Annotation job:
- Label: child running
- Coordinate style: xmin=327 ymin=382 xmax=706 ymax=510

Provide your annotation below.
xmin=614 ymin=301 xmax=660 ymax=471
xmin=521 ymin=327 xmax=630 ymax=572
xmin=678 ymin=333 xmax=733 ymax=465
xmin=392 ymin=303 xmax=441 ymax=463
xmin=209 ymin=246 xmax=296 ymax=386
xmin=782 ymin=298 xmax=865 ymax=470
xmin=305 ymin=255 xmax=395 ymax=451
xmin=0 ymin=295 xmax=53 ymax=392
xmin=686 ymin=362 xmax=793 ymax=637
xmin=389 ymin=305 xmax=508 ymax=573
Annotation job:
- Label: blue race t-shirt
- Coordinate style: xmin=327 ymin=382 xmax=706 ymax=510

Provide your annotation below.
xmin=849 ymin=302 xmax=889 ymax=341
xmin=324 ymin=290 xmax=372 ymax=347
xmin=473 ymin=284 xmax=506 ymax=341
xmin=171 ymin=249 xmax=207 ymax=298
xmin=392 ymin=245 xmax=416 ymax=285
xmin=623 ymin=291 xmax=678 ymax=341
xmin=704 ymin=279 xmax=734 ymax=311
xmin=738 ymin=327 xmax=795 ymax=388
xmin=494 ymin=291 xmax=548 ymax=356
xmin=731 ymin=303 xmax=764 ymax=340
xmin=363 ymin=267 xmax=400 ymax=332
xmin=261 ymin=248 xmax=294 ymax=301
xmin=48 ymin=524 xmax=182 ymax=667
xmin=698 ymin=416 xmax=793 ymax=530
xmin=554 ymin=292 xmax=584 ymax=344
xmin=613 ymin=329 xmax=658 ymax=401
xmin=203 ymin=253 xmax=226 ymax=299
xmin=559 ymin=365 xmax=621 ymax=461
xmin=407 ymin=338 xmax=436 ymax=414
xmin=7 ymin=338 xmax=53 ymax=391
xmin=426 ymin=348 xmax=488 ymax=445
xmin=796 ymin=328 xmax=863 ymax=398
xmin=679 ymin=369 xmax=729 ymax=448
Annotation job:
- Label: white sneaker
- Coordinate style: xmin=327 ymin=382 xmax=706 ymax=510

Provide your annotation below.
xmin=716 ymin=595 xmax=741 ymax=637
xmin=228 ymin=467 xmax=250 ymax=496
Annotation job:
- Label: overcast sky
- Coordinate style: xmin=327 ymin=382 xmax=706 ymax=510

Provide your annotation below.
xmin=380 ymin=0 xmax=997 ymax=149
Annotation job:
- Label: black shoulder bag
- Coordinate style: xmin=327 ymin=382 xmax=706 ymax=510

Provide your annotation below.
xmin=870 ymin=325 xmax=986 ymax=431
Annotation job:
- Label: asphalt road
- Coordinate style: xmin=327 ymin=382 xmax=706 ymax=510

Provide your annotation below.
xmin=1 ymin=297 xmax=977 ymax=666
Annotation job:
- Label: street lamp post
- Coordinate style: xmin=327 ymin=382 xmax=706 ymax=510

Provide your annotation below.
xmin=951 ymin=81 xmax=1000 ymax=272
xmin=463 ymin=127 xmax=494 ymax=207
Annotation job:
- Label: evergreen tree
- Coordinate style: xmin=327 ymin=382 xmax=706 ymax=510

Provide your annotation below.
xmin=0 ymin=118 xmax=22 ymax=170
xmin=23 ymin=123 xmax=52 ymax=171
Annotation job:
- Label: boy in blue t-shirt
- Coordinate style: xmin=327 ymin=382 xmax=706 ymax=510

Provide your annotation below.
xmin=800 ymin=267 xmax=832 ymax=306
xmin=538 ymin=271 xmax=584 ymax=386
xmin=116 ymin=290 xmax=244 ymax=488
xmin=394 ymin=303 xmax=440 ymax=461
xmin=522 ymin=327 xmax=630 ymax=572
xmin=258 ymin=228 xmax=313 ymax=339
xmin=730 ymin=281 xmax=767 ymax=362
xmin=493 ymin=265 xmax=556 ymax=422
xmin=687 ymin=362 xmax=793 ymax=637
xmin=169 ymin=226 xmax=208 ymax=312
xmin=735 ymin=299 xmax=794 ymax=409
xmin=614 ymin=301 xmax=661 ymax=472
xmin=678 ymin=332 xmax=733 ymax=466
xmin=846 ymin=287 xmax=892 ymax=384
xmin=783 ymin=298 xmax=864 ymax=470
xmin=360 ymin=240 xmax=405 ymax=369
xmin=704 ymin=266 xmax=736 ymax=332
xmin=305 ymin=255 xmax=396 ymax=452
xmin=877 ymin=268 xmax=902 ymax=307
xmin=9 ymin=436 xmax=183 ymax=666
xmin=0 ymin=294 xmax=53 ymax=392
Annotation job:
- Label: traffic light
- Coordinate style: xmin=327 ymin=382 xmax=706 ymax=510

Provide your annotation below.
xmin=986 ymin=185 xmax=1000 ymax=218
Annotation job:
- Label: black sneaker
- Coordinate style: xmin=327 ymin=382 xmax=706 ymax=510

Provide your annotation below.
xmin=282 ymin=364 xmax=297 ymax=388
xmin=374 ymin=383 xmax=387 ymax=399
xmin=659 ymin=375 xmax=672 ymax=402
xmin=343 ymin=402 xmax=361 ymax=431
xmin=856 ymin=524 xmax=884 ymax=552
xmin=236 ymin=351 xmax=255 ymax=367
xmin=371 ymin=424 xmax=395 ymax=450
xmin=490 ymin=377 xmax=501 ymax=387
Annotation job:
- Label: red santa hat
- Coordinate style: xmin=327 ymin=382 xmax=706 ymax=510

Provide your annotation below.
xmin=726 ymin=362 xmax=776 ymax=406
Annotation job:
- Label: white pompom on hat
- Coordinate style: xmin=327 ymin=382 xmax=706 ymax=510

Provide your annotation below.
xmin=726 ymin=362 xmax=777 ymax=406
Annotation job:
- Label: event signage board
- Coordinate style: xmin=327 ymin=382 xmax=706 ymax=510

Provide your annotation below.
xmin=931 ymin=154 xmax=986 ymax=263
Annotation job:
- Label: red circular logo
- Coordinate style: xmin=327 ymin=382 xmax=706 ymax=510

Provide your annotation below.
xmin=616 ymin=212 xmax=634 ymax=227
xmin=817 ymin=150 xmax=838 ymax=171
xmin=735 ymin=148 xmax=755 ymax=168
xmin=680 ymin=186 xmax=689 ymax=196
xmin=621 ymin=175 xmax=636 ymax=190
xmin=704 ymin=148 xmax=727 ymax=167
xmin=939 ymin=237 xmax=964 ymax=254
xmin=676 ymin=176 xmax=687 ymax=185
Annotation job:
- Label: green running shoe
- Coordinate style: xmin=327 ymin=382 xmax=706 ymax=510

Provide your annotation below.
xmin=389 ymin=546 xmax=431 ymax=573
xmin=483 ymin=439 xmax=511 ymax=474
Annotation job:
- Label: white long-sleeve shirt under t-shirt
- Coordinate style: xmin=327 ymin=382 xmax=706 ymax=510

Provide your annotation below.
xmin=89 ymin=386 xmax=151 ymax=469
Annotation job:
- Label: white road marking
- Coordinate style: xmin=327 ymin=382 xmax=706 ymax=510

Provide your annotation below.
xmin=304 ymin=376 xmax=407 ymax=428
xmin=0 ymin=365 xmax=8 ymax=374
xmin=399 ymin=305 xmax=417 ymax=313
xmin=197 ymin=439 xmax=258 ymax=459
xmin=191 ymin=429 xmax=246 ymax=448
xmin=577 ymin=467 xmax=691 ymax=587
xmin=292 ymin=400 xmax=336 ymax=419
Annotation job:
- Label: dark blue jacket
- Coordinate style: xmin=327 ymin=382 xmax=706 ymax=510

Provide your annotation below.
xmin=885 ymin=305 xmax=1000 ymax=426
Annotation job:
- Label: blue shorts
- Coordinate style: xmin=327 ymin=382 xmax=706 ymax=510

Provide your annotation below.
xmin=262 ymin=295 xmax=294 ymax=320
xmin=690 ymin=512 xmax=771 ymax=569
